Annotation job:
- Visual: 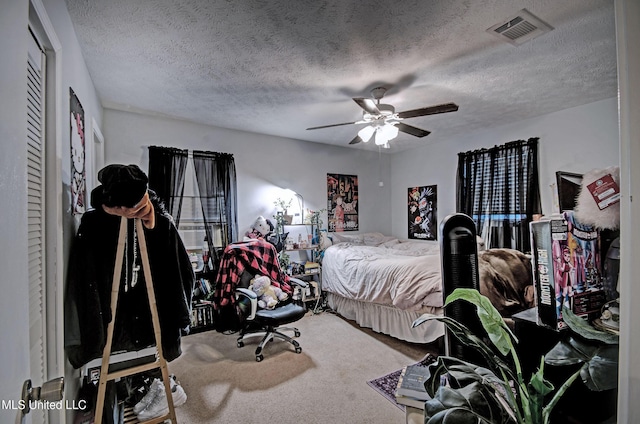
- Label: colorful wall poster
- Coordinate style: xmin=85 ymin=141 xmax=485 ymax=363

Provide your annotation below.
xmin=408 ymin=185 xmax=437 ymax=240
xmin=70 ymin=87 xmax=86 ymax=215
xmin=327 ymin=173 xmax=358 ymax=232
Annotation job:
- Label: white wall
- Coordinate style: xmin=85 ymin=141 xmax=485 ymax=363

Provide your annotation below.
xmin=389 ymin=97 xmax=620 ymax=241
xmin=102 ymin=108 xmax=392 ymax=236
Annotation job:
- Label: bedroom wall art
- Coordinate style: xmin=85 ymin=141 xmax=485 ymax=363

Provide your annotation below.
xmin=70 ymin=87 xmax=86 ymax=215
xmin=327 ymin=173 xmax=359 ymax=232
xmin=408 ymin=185 xmax=437 ymax=240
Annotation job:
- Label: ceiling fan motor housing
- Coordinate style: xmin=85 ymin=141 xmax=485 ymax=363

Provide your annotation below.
xmin=371 ymin=86 xmax=388 ymax=100
xmin=376 ymin=103 xmax=395 ymax=116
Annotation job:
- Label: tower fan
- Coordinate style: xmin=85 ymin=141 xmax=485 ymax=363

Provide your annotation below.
xmin=440 ymin=213 xmax=486 ymax=365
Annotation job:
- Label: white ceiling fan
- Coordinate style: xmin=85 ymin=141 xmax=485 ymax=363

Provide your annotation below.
xmin=307 ymin=86 xmax=459 ymax=148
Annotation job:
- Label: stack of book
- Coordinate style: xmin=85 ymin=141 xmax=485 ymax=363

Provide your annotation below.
xmin=394 ymin=363 xmax=432 ymax=409
xmin=304 ymin=261 xmax=320 ymax=274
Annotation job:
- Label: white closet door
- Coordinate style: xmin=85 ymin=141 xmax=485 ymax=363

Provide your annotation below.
xmin=27 ymin=28 xmax=47 ymax=424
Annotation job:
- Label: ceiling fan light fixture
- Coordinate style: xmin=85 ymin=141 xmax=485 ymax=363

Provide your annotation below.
xmin=358 ymin=125 xmax=376 ymax=143
xmin=373 ymin=126 xmax=392 ymax=146
xmin=381 ymin=123 xmax=399 ymax=139
xmin=372 ymin=123 xmax=399 ymax=146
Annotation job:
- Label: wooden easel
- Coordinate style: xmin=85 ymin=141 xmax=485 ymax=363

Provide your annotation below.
xmin=94 ymin=217 xmax=178 ymax=424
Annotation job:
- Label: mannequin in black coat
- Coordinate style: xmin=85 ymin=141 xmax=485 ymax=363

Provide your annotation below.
xmin=65 ymin=165 xmax=194 ymax=369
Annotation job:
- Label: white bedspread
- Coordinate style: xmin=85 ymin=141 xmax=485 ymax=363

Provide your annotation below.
xmin=321 ymin=239 xmax=444 ymax=311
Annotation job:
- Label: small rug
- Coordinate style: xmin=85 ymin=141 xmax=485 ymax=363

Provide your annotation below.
xmin=366 ymin=354 xmax=437 ymax=411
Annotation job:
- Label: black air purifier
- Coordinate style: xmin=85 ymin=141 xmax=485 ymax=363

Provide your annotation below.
xmin=440 ymin=213 xmax=485 ymax=364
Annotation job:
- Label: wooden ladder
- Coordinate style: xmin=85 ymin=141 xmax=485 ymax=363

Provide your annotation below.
xmin=94 ymin=217 xmax=178 ymax=424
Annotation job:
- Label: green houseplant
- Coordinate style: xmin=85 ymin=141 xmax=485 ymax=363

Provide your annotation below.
xmin=273 ymin=197 xmax=293 ymax=226
xmin=412 ymin=289 xmax=593 ymax=424
xmin=304 ymin=208 xmax=326 ymax=228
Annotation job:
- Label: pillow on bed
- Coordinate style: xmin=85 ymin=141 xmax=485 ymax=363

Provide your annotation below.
xmin=381 ymin=238 xmax=401 ymax=248
xmin=363 ymin=232 xmax=396 ymax=246
xmin=330 ymin=232 xmax=364 ymax=244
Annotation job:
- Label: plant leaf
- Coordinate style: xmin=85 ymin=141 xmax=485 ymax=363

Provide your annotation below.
xmin=413 ymin=314 xmax=515 ymax=382
xmin=445 ymin=288 xmax=517 ymax=356
xmin=528 ymin=358 xmax=554 ymax=397
xmin=544 ymin=335 xmax=619 ymax=391
xmin=562 ymin=306 xmax=619 ymax=344
xmin=542 ymin=364 xmax=585 ymax=424
xmin=524 ymin=357 xmax=555 ymax=424
xmin=423 ymin=356 xmax=518 ymax=424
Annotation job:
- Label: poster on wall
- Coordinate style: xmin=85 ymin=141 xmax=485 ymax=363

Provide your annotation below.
xmin=70 ymin=88 xmax=86 ymax=215
xmin=408 ymin=185 xmax=437 ymax=240
xmin=327 ymin=173 xmax=359 ymax=232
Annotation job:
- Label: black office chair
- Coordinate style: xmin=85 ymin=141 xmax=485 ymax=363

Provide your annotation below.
xmin=212 ymin=238 xmax=308 ymax=362
xmin=235 ymin=272 xmax=308 ymax=361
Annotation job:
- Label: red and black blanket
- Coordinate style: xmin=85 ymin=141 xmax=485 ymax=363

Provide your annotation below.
xmin=212 ymin=239 xmax=291 ymax=308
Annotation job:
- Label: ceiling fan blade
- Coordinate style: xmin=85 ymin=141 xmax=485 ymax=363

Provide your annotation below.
xmin=349 ymin=135 xmax=362 ymax=145
xmin=353 ymin=98 xmax=380 ymax=115
xmin=397 ymin=122 xmax=431 ymax=138
xmin=307 ymin=121 xmax=358 ymax=130
xmin=397 ymin=103 xmax=459 ymax=119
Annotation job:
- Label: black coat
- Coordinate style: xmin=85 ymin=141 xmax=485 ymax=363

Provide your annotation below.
xmin=65 ymin=199 xmax=194 ymax=369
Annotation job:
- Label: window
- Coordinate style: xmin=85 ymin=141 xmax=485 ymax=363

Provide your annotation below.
xmin=457 ymin=138 xmax=541 ymax=251
xmin=178 ymin=195 xmax=227 ymax=251
xmin=148 ymin=146 xmax=238 ymax=270
xmin=468 ymin=148 xmax=532 ymax=220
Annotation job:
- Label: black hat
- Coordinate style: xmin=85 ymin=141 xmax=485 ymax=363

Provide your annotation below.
xmin=94 ymin=164 xmax=148 ymax=208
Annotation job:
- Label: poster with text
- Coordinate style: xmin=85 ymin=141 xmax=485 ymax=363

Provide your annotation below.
xmin=408 ymin=185 xmax=437 ymax=240
xmin=70 ymin=88 xmax=86 ymax=215
xmin=327 ymin=173 xmax=359 ymax=232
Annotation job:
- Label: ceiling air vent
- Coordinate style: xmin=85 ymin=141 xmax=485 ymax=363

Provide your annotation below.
xmin=487 ymin=9 xmax=553 ymax=46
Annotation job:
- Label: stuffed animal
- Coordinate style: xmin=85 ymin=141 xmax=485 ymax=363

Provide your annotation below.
xmin=250 ymin=275 xmax=288 ymax=309
xmin=244 ymin=216 xmax=274 ymax=241
xmin=574 ymin=166 xmax=621 ymax=230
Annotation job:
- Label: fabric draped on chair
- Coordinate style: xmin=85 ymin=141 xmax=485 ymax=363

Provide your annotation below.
xmin=456 ymin=138 xmax=541 ymax=251
xmin=213 ymin=239 xmax=292 ymax=308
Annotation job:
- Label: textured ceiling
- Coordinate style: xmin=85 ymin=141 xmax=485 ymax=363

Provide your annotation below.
xmin=64 ymin=0 xmax=617 ymax=153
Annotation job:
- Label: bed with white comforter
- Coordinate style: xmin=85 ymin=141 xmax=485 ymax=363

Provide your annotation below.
xmin=321 ymin=232 xmax=534 ymax=344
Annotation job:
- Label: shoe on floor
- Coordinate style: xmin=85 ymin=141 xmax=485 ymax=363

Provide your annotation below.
xmin=132 ymin=378 xmax=164 ymax=415
xmin=136 ymin=378 xmax=187 ymax=421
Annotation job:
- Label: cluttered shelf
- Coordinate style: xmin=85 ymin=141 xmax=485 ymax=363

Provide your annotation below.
xmin=280 ymin=222 xmax=323 ymax=305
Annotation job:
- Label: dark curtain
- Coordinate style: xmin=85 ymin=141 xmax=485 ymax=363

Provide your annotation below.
xmin=456 ymin=138 xmax=541 ymax=251
xmin=192 ymin=150 xmax=238 ymax=272
xmin=147 ymin=146 xmax=188 ymax=226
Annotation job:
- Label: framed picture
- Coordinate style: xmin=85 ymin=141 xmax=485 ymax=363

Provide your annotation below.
xmin=555 ymin=171 xmax=583 ymax=212
xmin=70 ymin=88 xmax=86 ymax=215
xmin=408 ymin=185 xmax=437 ymax=240
xmin=327 ymin=173 xmax=358 ymax=232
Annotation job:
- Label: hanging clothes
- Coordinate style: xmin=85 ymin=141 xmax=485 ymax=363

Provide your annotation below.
xmin=65 ymin=165 xmax=194 ymax=369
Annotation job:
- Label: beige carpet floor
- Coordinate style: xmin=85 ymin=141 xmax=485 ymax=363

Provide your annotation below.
xmin=167 ymin=310 xmax=440 ymax=423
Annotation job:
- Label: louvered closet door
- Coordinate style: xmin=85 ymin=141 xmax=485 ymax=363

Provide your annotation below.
xmin=27 ymin=28 xmax=47 ymax=424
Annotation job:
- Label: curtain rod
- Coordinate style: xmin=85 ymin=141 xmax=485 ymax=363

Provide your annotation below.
xmin=144 ymin=145 xmax=233 ymax=159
